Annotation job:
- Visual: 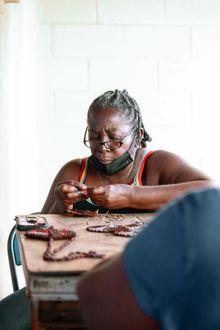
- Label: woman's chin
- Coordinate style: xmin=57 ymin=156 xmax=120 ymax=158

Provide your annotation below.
xmin=99 ymin=159 xmax=111 ymax=165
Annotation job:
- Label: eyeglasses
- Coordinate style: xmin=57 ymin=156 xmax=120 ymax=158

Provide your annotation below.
xmin=83 ymin=127 xmax=136 ymax=150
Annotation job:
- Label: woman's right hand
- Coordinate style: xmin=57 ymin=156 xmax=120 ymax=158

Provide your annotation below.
xmin=53 ymin=180 xmax=88 ymax=213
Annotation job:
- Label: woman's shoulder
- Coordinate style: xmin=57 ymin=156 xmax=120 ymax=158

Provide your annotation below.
xmin=56 ymin=157 xmax=86 ymax=180
xmin=144 ymin=149 xmax=184 ymax=163
xmin=142 ymin=149 xmax=187 ymax=178
xmin=63 ymin=157 xmax=83 ymax=168
xmin=135 ymin=148 xmax=171 ymax=163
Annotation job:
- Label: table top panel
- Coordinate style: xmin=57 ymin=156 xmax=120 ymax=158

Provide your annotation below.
xmin=17 ymin=213 xmax=153 ymax=276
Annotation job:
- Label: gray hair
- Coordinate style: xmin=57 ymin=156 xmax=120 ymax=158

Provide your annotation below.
xmin=87 ymin=89 xmax=152 ymax=148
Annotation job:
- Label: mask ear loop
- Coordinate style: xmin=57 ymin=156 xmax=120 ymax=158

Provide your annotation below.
xmin=127 ymin=130 xmax=139 ymax=161
xmin=135 ymin=128 xmax=144 ymax=148
xmin=83 ymin=126 xmax=89 ymax=147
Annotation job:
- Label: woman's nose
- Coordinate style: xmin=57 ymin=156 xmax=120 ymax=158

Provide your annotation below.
xmin=97 ymin=142 xmax=109 ymax=151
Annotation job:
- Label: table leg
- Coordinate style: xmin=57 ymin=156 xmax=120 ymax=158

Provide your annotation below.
xmin=38 ymin=300 xmax=86 ymax=329
xmin=31 ymin=301 xmax=43 ymax=330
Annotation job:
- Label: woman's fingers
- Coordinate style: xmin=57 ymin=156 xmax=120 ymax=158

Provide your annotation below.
xmin=59 ymin=180 xmax=87 ymax=192
xmin=55 ymin=181 xmax=89 ymax=209
xmin=88 ymin=186 xmax=107 ymax=195
xmin=88 ymin=186 xmax=108 ymax=206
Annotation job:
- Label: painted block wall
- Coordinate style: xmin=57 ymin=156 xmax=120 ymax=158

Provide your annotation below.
xmin=37 ymin=0 xmax=220 ymax=199
xmin=0 ymin=0 xmax=220 ymax=298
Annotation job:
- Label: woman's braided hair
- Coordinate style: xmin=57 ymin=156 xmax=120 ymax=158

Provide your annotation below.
xmin=87 ymin=89 xmax=152 ymax=148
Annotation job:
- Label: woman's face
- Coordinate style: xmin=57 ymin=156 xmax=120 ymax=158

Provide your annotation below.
xmin=87 ymin=107 xmax=135 ymax=164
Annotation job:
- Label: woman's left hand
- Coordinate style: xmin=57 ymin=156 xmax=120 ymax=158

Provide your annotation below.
xmin=88 ymin=184 xmax=132 ymax=209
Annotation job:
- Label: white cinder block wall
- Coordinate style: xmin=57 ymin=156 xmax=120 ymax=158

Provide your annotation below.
xmin=38 ymin=0 xmax=220 ymax=197
xmin=0 ymin=0 xmax=220 ymax=298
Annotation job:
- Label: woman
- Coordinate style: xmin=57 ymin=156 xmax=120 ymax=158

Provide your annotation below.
xmin=42 ymin=89 xmax=211 ymax=214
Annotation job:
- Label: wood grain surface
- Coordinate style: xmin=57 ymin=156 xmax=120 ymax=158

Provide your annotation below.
xmin=17 ymin=213 xmax=154 ymax=276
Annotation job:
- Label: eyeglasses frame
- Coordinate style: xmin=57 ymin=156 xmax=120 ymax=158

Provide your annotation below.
xmin=83 ymin=126 xmax=137 ymax=150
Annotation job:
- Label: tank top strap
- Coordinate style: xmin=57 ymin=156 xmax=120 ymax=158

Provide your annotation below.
xmin=78 ymin=152 xmax=154 ymax=186
xmin=131 ymin=150 xmax=154 ymax=186
xmin=78 ymin=157 xmax=89 ymax=183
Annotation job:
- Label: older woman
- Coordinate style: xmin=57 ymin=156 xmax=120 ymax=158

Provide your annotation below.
xmin=42 ymin=89 xmax=211 ymax=214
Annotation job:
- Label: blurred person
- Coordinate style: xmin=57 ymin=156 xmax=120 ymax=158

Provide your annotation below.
xmin=77 ymin=187 xmax=220 ymax=330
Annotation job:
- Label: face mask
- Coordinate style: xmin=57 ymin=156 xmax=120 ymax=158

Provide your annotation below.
xmin=89 ymin=150 xmax=134 ymax=175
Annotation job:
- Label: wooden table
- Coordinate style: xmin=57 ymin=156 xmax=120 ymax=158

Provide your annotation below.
xmin=17 ymin=213 xmax=153 ymax=329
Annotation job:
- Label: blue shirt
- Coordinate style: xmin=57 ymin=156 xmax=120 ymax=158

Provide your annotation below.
xmin=123 ymin=188 xmax=220 ymax=330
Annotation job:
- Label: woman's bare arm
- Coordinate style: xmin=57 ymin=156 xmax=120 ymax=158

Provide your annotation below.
xmin=76 ymin=253 xmax=160 ymax=330
xmin=88 ymin=150 xmax=213 ymax=211
xmin=41 ymin=159 xmax=82 ymax=213
xmin=145 ymin=150 xmax=210 ymax=185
